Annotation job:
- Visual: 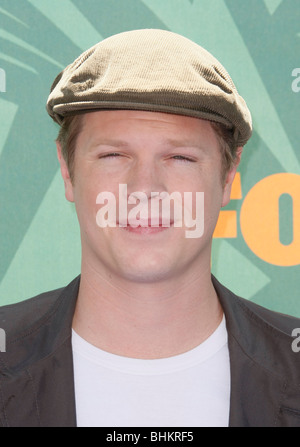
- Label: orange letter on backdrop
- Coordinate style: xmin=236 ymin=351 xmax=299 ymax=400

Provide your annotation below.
xmin=240 ymin=173 xmax=300 ymax=266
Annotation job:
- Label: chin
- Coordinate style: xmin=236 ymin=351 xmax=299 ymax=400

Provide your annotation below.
xmin=116 ymin=257 xmax=176 ymax=284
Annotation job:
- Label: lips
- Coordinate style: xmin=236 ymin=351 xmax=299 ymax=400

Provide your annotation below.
xmin=117 ymin=217 xmax=174 ymax=236
xmin=117 ymin=218 xmax=174 ymax=228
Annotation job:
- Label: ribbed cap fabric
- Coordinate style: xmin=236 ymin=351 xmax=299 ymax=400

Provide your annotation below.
xmin=46 ymin=29 xmax=252 ymax=146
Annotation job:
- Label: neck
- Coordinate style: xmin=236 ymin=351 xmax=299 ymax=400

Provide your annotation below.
xmin=72 ymin=259 xmax=223 ymax=359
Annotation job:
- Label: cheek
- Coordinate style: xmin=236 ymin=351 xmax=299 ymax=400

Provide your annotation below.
xmin=171 ymin=179 xmax=222 ymax=240
xmin=72 ymin=178 xmax=99 ymax=231
xmin=186 ymin=175 xmax=223 ymax=209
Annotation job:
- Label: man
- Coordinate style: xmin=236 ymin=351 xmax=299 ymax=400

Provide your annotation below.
xmin=1 ymin=29 xmax=300 ymax=428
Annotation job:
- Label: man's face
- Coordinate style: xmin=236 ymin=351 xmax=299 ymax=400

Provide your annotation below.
xmin=58 ymin=110 xmax=239 ymax=284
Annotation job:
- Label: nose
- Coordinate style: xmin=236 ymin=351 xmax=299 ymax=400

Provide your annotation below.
xmin=125 ymin=157 xmax=166 ymax=200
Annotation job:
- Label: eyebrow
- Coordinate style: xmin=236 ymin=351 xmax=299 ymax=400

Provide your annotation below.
xmin=163 ymin=138 xmax=204 ymax=149
xmin=89 ymin=138 xmax=204 ymax=150
xmin=89 ymin=139 xmax=130 ymax=149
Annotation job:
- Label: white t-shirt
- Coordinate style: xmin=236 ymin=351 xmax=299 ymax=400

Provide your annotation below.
xmin=72 ymin=316 xmax=230 ymax=427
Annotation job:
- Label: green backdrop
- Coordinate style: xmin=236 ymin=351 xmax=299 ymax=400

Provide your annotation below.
xmin=0 ymin=0 xmax=299 ymax=316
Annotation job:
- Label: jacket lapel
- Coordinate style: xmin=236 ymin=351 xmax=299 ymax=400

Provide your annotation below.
xmin=213 ymin=276 xmax=300 ymax=427
xmin=227 ymin=332 xmax=285 ymax=426
xmin=0 ymin=277 xmax=80 ymax=427
xmin=0 ymin=342 xmax=77 ymax=427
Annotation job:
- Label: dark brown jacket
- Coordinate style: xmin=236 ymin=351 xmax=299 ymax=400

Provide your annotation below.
xmin=0 ymin=275 xmax=300 ymax=427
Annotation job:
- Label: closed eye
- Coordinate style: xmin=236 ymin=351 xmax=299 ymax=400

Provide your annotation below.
xmin=99 ymin=152 xmax=122 ymax=159
xmin=171 ymin=155 xmax=196 ymax=162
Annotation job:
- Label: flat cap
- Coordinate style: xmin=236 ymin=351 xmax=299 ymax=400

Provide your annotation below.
xmin=47 ymin=29 xmax=252 ymax=146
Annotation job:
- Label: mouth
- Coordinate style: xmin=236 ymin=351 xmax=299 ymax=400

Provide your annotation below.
xmin=117 ymin=218 xmax=174 ymax=234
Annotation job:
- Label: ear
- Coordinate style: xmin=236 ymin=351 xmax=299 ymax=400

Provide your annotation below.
xmin=221 ymin=146 xmax=243 ymax=208
xmin=56 ymin=141 xmax=74 ymax=203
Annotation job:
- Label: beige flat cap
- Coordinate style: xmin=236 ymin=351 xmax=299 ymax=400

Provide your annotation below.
xmin=47 ymin=29 xmax=252 ymax=146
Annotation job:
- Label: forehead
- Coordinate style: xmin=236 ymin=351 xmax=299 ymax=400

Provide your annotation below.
xmin=77 ymin=110 xmax=219 ymax=148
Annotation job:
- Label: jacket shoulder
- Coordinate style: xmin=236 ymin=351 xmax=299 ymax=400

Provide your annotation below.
xmin=235 ymin=295 xmax=300 ymax=336
xmin=0 ymin=286 xmax=65 ymax=340
xmin=212 ymin=275 xmax=300 ymax=338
